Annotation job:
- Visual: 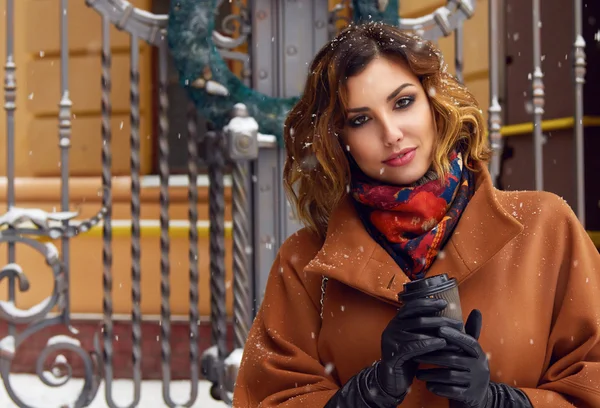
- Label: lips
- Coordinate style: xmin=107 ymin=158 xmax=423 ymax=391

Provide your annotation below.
xmin=383 ymin=147 xmax=416 ymax=163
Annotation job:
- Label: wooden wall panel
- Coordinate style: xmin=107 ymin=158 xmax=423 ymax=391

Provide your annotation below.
xmin=26 ymin=53 xmax=151 ymax=115
xmin=25 ymin=0 xmax=150 ymax=54
xmin=1 ymin=0 xmax=154 ymax=176
xmin=28 ymin=115 xmax=152 ymax=176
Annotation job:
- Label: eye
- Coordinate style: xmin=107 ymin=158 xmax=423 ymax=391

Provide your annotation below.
xmin=394 ymin=96 xmax=415 ymax=109
xmin=348 ymin=115 xmax=370 ymax=128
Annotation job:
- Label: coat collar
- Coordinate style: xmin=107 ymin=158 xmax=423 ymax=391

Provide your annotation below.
xmin=304 ymin=162 xmax=524 ymax=305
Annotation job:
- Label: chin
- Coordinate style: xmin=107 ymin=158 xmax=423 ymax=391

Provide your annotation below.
xmin=386 ymin=168 xmax=429 ymax=186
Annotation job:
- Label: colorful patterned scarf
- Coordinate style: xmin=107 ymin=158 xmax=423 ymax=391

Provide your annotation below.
xmin=350 ymin=151 xmax=474 ymax=280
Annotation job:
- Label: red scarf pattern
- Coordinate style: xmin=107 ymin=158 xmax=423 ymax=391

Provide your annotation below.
xmin=351 ymin=151 xmax=474 ymax=280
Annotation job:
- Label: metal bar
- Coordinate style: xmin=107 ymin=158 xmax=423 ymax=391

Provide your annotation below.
xmin=185 ymin=102 xmax=201 ymax=403
xmin=4 ymin=0 xmax=17 ymax=333
xmin=100 ymin=13 xmax=117 ymax=408
xmin=59 ymin=0 xmax=73 ymax=322
xmin=156 ymin=42 xmax=178 ymax=408
xmin=488 ymin=0 xmax=503 ymax=187
xmin=46 ymin=221 xmax=234 ymax=238
xmin=232 ymin=161 xmax=252 ymax=349
xmin=531 ymin=0 xmax=545 ymax=191
xmin=454 ymin=22 xmax=464 ymax=83
xmin=207 ymin=130 xmax=230 ymax=403
xmin=500 ymin=116 xmax=600 ymax=137
xmin=573 ymin=0 xmax=586 ymax=226
xmin=128 ymin=32 xmax=143 ymax=407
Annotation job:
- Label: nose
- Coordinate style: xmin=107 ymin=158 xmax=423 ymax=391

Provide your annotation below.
xmin=381 ymin=117 xmax=404 ymax=147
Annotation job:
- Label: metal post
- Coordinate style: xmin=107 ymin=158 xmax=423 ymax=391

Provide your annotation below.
xmin=232 ymin=160 xmax=252 ymax=349
xmin=455 ymin=23 xmax=464 ymax=84
xmin=531 ymin=0 xmax=545 ymax=191
xmin=573 ymin=0 xmax=586 ymax=226
xmin=4 ymin=0 xmax=17 ymax=330
xmin=251 ymin=0 xmax=329 ymax=311
xmin=59 ymin=0 xmax=73 ymax=321
xmin=226 ymin=104 xmax=257 ymax=350
xmin=488 ymin=0 xmax=503 ymax=187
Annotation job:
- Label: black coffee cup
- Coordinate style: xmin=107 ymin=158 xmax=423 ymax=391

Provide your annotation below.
xmin=398 ymin=273 xmax=463 ymax=325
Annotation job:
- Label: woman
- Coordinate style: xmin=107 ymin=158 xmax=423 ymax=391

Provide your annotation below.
xmin=232 ymin=22 xmax=600 ymax=407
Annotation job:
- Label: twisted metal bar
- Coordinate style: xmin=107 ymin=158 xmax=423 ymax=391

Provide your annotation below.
xmin=488 ymin=0 xmax=503 ymax=187
xmin=573 ymin=0 xmax=586 ymax=225
xmin=531 ymin=0 xmax=545 ymax=191
xmin=207 ymin=130 xmax=230 ymax=403
xmin=100 ymin=13 xmax=117 ymax=407
xmin=186 ymin=102 xmax=201 ymax=401
xmin=128 ymin=33 xmax=143 ymax=406
xmin=156 ymin=42 xmax=193 ymax=408
xmin=158 ymin=41 xmax=172 ymax=399
xmin=232 ymin=161 xmax=252 ymax=349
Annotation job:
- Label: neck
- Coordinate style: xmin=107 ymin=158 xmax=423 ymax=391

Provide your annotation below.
xmin=409 ymin=168 xmax=439 ymax=187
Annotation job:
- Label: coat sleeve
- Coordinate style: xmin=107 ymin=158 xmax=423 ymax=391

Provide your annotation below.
xmin=520 ymin=200 xmax=600 ymax=407
xmin=232 ymin=230 xmax=339 ymax=407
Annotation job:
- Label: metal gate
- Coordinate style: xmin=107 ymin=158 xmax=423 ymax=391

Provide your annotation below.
xmin=1 ymin=0 xmax=592 ymax=406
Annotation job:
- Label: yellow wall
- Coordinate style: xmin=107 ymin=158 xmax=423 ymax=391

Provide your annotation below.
xmin=1 ymin=0 xmax=153 ymax=177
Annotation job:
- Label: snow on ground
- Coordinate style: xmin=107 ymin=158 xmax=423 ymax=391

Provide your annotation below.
xmin=0 ymin=374 xmax=228 ymax=407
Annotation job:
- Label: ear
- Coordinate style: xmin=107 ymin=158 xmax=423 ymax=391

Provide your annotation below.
xmin=465 ymin=309 xmax=483 ymax=340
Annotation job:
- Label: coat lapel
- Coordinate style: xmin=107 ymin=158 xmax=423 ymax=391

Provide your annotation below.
xmin=304 ymin=162 xmax=524 ymax=305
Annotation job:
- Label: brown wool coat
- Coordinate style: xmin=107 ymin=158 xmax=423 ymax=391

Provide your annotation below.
xmin=233 ymin=163 xmax=600 ymax=407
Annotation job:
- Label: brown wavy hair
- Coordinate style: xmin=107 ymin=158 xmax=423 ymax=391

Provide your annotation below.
xmin=283 ymin=22 xmax=491 ymax=238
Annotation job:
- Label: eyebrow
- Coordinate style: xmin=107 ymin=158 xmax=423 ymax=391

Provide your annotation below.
xmin=346 ymin=83 xmax=416 ymax=113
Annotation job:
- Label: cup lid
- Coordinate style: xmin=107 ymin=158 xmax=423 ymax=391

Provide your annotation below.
xmin=398 ymin=273 xmax=457 ymax=301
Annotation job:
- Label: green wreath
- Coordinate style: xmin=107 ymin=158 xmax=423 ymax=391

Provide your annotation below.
xmin=167 ymin=0 xmax=399 ymax=144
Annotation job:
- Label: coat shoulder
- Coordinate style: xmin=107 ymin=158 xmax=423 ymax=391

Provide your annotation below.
xmin=279 ymin=227 xmax=325 ymax=272
xmin=493 ymin=188 xmax=577 ymax=226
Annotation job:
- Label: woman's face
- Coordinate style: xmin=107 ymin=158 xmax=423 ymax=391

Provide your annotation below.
xmin=342 ymin=56 xmax=437 ymax=185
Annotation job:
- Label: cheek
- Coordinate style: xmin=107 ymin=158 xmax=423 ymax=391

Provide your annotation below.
xmin=346 ymin=136 xmax=377 ymax=163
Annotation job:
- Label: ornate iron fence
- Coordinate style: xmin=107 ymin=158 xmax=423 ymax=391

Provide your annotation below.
xmin=1 ymin=0 xmax=590 ymax=406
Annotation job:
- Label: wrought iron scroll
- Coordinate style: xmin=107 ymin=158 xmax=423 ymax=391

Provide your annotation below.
xmin=0 ymin=235 xmax=101 ymax=408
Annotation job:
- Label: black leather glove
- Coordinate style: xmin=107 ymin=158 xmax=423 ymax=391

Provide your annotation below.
xmin=325 ymin=298 xmax=463 ymax=408
xmin=414 ymin=309 xmax=533 ymax=408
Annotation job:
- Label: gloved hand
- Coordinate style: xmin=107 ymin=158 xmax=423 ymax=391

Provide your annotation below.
xmin=325 ymin=298 xmax=464 ymax=408
xmin=377 ymin=298 xmax=465 ymax=399
xmin=414 ymin=309 xmax=533 ymax=408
